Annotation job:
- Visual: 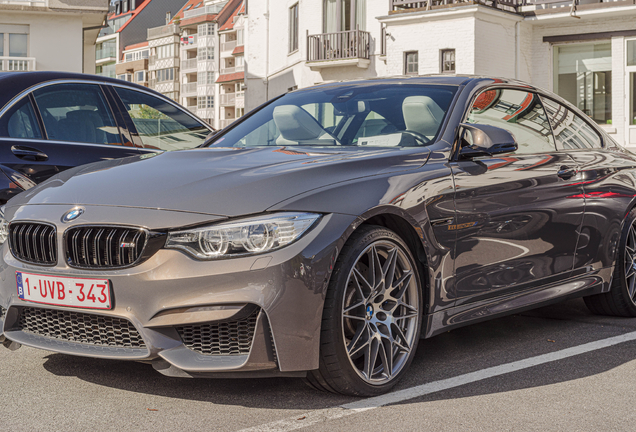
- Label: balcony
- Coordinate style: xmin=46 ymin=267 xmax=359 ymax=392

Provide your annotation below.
xmin=183 ymin=82 xmax=198 ymax=95
xmin=184 ymin=1 xmax=228 ymax=19
xmin=181 ymin=58 xmax=198 ymax=71
xmin=96 ymin=46 xmax=116 ymax=63
xmin=0 ymin=57 xmax=36 ymax=71
xmin=219 ymin=119 xmax=236 ymax=129
xmin=388 ymin=0 xmax=630 ymax=15
xmin=220 ymin=65 xmax=244 ymax=75
xmin=181 ymin=34 xmax=198 ymax=48
xmin=306 ymin=29 xmax=370 ymax=70
xmin=221 ymin=40 xmax=237 ymax=52
xmin=147 ymin=24 xmax=180 ymax=40
xmin=220 ymin=93 xmax=236 ymax=106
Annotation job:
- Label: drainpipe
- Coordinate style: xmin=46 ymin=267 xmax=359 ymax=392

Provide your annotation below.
xmin=265 ymin=0 xmax=270 ymax=101
xmin=515 ymin=20 xmax=520 ymax=80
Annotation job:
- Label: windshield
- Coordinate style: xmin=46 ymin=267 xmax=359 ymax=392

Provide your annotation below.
xmin=207 ymin=84 xmax=457 ymax=148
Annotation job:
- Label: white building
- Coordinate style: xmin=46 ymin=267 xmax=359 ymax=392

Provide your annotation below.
xmin=0 ymin=0 xmax=108 ymax=73
xmin=246 ymin=0 xmax=636 ymax=147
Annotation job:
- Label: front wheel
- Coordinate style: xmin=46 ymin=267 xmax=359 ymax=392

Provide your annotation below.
xmin=584 ymin=207 xmax=636 ymax=317
xmin=307 ymin=226 xmax=423 ymax=396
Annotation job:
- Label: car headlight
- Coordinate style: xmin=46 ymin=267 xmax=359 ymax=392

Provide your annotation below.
xmin=0 ymin=206 xmax=8 ymax=245
xmin=165 ymin=212 xmax=320 ymax=260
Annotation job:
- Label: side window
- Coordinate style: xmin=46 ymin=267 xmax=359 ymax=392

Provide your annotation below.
xmin=542 ymin=98 xmax=602 ymax=150
xmin=0 ymin=96 xmax=42 ymax=139
xmin=467 ymin=89 xmax=556 ymax=155
xmin=32 ymin=84 xmax=120 ymax=145
xmin=114 ymin=87 xmax=210 ymax=151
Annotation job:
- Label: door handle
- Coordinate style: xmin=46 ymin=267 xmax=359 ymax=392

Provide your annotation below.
xmin=557 ymin=165 xmax=577 ymax=180
xmin=11 ymin=145 xmax=48 ymax=161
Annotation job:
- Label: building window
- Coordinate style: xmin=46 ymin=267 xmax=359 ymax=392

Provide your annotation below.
xmin=117 ymin=73 xmax=132 ymax=82
xmin=135 ymin=71 xmax=146 ymax=82
xmin=553 ymin=42 xmax=611 ymax=124
xmin=441 ymin=49 xmax=455 ymax=73
xmin=323 ymin=0 xmax=366 ymax=33
xmin=156 ymin=44 xmax=174 ymax=59
xmin=198 ymin=23 xmax=213 ymax=36
xmin=197 ymin=46 xmax=214 ymax=61
xmin=198 ymin=96 xmax=214 ymax=109
xmin=289 ymin=3 xmax=299 ymax=53
xmin=197 ymin=71 xmax=215 ymax=85
xmin=156 ymin=68 xmax=174 ymax=82
xmin=404 ymin=51 xmax=418 ymax=75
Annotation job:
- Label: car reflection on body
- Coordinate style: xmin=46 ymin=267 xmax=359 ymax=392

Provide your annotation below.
xmin=2 ymin=76 xmax=636 ymax=397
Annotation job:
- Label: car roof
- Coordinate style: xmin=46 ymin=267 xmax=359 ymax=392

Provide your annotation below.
xmin=293 ymin=74 xmax=531 ymax=93
xmin=0 ymin=71 xmax=162 ymax=111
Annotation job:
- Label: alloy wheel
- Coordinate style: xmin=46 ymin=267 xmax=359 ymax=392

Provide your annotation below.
xmin=341 ymin=240 xmax=420 ymax=385
xmin=625 ymin=220 xmax=636 ymax=302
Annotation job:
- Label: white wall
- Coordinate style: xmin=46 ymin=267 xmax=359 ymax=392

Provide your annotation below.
xmin=1 ymin=11 xmax=85 ymax=72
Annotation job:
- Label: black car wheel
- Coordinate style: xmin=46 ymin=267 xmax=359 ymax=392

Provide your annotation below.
xmin=585 ymin=207 xmax=636 ymax=317
xmin=307 ymin=225 xmax=423 ymax=396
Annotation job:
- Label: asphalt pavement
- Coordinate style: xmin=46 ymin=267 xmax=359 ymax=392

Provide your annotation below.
xmin=2 ymin=298 xmax=636 ymax=431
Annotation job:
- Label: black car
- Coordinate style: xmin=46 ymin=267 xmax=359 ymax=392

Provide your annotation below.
xmin=0 ymin=71 xmax=214 ymax=203
xmin=2 ymin=75 xmax=635 ymax=397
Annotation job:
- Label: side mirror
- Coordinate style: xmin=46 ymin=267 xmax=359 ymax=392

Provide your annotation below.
xmin=459 ymin=123 xmax=518 ymax=159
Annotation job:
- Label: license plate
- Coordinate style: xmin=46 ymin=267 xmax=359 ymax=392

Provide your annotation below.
xmin=16 ymin=272 xmax=112 ymax=310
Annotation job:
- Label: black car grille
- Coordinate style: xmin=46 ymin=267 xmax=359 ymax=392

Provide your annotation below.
xmin=65 ymin=226 xmax=147 ymax=269
xmin=9 ymin=223 xmax=57 ymax=266
xmin=176 ymin=308 xmax=259 ymax=356
xmin=16 ymin=307 xmax=146 ymax=348
xmin=0 ymin=306 xmax=5 ymax=320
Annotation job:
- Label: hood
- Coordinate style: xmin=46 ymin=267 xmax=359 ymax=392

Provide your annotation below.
xmin=9 ymin=146 xmax=430 ymax=217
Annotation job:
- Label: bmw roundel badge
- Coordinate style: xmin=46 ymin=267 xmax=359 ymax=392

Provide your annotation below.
xmin=61 ymin=207 xmax=84 ymax=223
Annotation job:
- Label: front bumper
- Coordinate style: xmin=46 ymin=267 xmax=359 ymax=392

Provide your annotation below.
xmin=0 ymin=205 xmax=356 ymax=376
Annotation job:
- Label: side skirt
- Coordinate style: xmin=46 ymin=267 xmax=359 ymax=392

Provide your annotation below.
xmin=423 ymin=267 xmax=612 ymax=339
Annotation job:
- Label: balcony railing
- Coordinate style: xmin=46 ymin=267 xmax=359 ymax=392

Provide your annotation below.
xmin=96 ymin=47 xmax=116 ymax=61
xmin=181 ymin=58 xmax=198 ymax=70
xmin=220 ymin=65 xmax=244 ymax=75
xmin=221 ymin=40 xmax=237 ymax=52
xmin=183 ymin=82 xmax=198 ymax=94
xmin=184 ymin=1 xmax=228 ymax=19
xmin=147 ymin=24 xmax=180 ymax=40
xmin=181 ymin=34 xmax=198 ymax=47
xmin=220 ymin=93 xmax=236 ymax=106
xmin=0 ymin=0 xmax=48 ymax=6
xmin=219 ymin=119 xmax=236 ymax=129
xmin=307 ymin=29 xmax=370 ymax=62
xmin=0 ymin=57 xmax=36 ymax=71
xmin=390 ymin=0 xmax=522 ymax=11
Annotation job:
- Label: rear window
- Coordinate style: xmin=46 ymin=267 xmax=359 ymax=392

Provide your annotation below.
xmin=207 ymin=84 xmax=458 ymax=148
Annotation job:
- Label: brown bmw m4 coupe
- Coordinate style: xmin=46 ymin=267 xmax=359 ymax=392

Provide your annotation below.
xmin=1 ymin=76 xmax=636 ymax=396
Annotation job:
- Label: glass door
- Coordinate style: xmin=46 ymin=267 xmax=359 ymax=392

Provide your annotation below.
xmin=628 ymin=39 xmax=636 ymax=147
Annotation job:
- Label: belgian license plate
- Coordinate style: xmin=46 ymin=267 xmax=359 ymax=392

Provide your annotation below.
xmin=16 ymin=271 xmax=112 ymax=310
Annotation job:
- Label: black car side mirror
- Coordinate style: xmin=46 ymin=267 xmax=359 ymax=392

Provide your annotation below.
xmin=459 ymin=123 xmax=518 ymax=159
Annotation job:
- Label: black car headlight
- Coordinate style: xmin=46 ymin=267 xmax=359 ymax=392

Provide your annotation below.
xmin=165 ymin=212 xmax=320 ymax=260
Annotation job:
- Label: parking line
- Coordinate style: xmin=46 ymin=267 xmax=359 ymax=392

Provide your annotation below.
xmin=237 ymin=330 xmax=636 ymax=432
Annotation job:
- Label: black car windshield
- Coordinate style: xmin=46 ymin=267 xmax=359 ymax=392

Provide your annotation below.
xmin=207 ymin=84 xmax=457 ymax=148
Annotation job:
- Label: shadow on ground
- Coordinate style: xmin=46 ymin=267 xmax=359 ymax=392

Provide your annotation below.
xmin=40 ymin=298 xmax=636 ymax=410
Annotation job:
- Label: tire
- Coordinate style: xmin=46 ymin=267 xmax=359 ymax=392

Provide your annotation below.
xmin=306 ymin=225 xmax=423 ymax=396
xmin=584 ymin=207 xmax=636 ymax=317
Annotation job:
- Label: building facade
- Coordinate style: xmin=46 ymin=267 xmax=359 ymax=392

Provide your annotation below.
xmin=0 ymin=0 xmax=108 ymax=73
xmin=246 ymin=0 xmax=636 ymax=147
xmin=144 ymin=0 xmax=245 ymax=128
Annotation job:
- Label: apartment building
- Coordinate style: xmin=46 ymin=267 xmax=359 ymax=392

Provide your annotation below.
xmin=96 ymin=0 xmax=188 ymax=79
xmin=116 ymin=42 xmax=150 ymax=86
xmin=145 ymin=0 xmax=244 ymax=127
xmin=0 ymin=0 xmax=108 ymax=73
xmin=247 ymin=0 xmax=636 ymax=148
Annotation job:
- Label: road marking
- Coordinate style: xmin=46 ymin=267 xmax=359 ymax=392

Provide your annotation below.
xmin=237 ymin=330 xmax=636 ymax=432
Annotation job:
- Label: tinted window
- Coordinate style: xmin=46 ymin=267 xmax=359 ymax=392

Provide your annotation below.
xmin=0 ymin=97 xmax=42 ymax=139
xmin=467 ymin=89 xmax=556 ymax=155
xmin=32 ymin=83 xmax=120 ymax=145
xmin=114 ymin=87 xmax=210 ymax=151
xmin=542 ymin=97 xmax=602 ymax=150
xmin=208 ymin=84 xmax=457 ymax=148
